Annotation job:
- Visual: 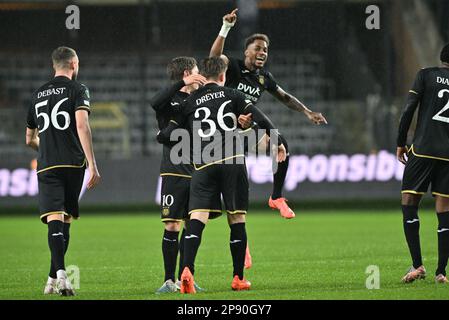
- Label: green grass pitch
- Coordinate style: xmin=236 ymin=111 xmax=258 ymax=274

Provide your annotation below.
xmin=0 ymin=210 xmax=448 ymax=300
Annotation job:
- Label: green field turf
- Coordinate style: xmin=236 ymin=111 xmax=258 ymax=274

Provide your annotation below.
xmin=0 ymin=210 xmax=448 ymax=300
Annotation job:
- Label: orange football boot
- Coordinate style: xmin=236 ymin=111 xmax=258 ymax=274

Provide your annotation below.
xmin=180 ymin=267 xmax=196 ymax=294
xmin=231 ymin=275 xmax=251 ymax=291
xmin=268 ymin=197 xmax=295 ymax=219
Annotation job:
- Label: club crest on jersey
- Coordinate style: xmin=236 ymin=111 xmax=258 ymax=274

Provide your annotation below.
xmin=259 ymin=75 xmax=265 ymax=85
xmin=162 ymin=207 xmax=170 ymax=216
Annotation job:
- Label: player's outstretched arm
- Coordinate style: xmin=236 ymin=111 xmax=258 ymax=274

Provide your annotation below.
xmin=25 ymin=128 xmax=39 ymax=151
xmin=76 ymin=109 xmax=100 ymax=189
xmin=209 ymin=8 xmax=238 ymax=64
xmin=271 ymin=86 xmax=327 ymax=125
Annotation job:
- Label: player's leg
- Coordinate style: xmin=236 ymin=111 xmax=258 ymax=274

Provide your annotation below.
xmin=180 ymin=166 xmax=219 ymax=294
xmin=267 ymin=135 xmax=295 ymax=219
xmin=434 ymin=195 xmax=449 ymax=283
xmin=432 ymin=161 xmax=449 ymax=283
xmin=38 ymin=169 xmax=71 ymax=296
xmin=180 ymin=212 xmax=209 ymax=294
xmin=157 ymin=175 xmax=189 ymax=293
xmin=400 ymin=153 xmax=431 ymax=283
xmin=221 ymin=163 xmax=251 ymax=291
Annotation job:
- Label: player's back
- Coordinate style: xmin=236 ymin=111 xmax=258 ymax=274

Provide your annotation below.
xmin=413 ymin=67 xmax=449 ymax=159
xmin=182 ymin=83 xmax=249 ymax=167
xmin=27 ymin=76 xmax=90 ymax=173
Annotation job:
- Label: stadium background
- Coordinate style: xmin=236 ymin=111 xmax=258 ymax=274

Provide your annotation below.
xmin=2 ymin=0 xmax=449 ymax=301
xmin=1 ymin=0 xmax=448 ymax=210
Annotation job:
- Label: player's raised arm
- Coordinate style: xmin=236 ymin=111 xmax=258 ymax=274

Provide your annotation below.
xmin=209 ymin=8 xmax=238 ymax=64
xmin=270 ymin=85 xmax=327 ymax=125
xmin=396 ymin=70 xmax=424 ymax=164
xmin=76 ymin=109 xmax=100 ymax=189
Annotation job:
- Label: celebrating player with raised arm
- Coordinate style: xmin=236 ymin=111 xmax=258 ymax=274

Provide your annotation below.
xmin=150 ymin=57 xmax=207 ymax=294
xmin=209 ymin=9 xmax=327 ymax=219
xmin=397 ymin=44 xmax=449 ymax=284
xmin=157 ymin=57 xmax=286 ymax=293
xmin=26 ymin=46 xmax=100 ymax=296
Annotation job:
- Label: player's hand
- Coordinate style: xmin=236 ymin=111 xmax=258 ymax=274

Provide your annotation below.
xmin=275 ymin=144 xmax=287 ymax=163
xmin=87 ymin=166 xmax=101 ymax=189
xmin=223 ymin=8 xmax=238 ymax=25
xmin=305 ymin=110 xmax=328 ymax=125
xmin=238 ymin=113 xmax=252 ymax=129
xmin=183 ymin=74 xmax=207 ymax=87
xmin=396 ymin=147 xmax=408 ymax=165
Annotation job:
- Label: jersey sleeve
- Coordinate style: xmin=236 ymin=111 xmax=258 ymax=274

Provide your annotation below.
xmin=265 ymin=71 xmax=279 ymax=93
xmin=75 ymin=84 xmax=91 ymax=114
xmin=409 ymin=69 xmax=425 ymax=98
xmin=233 ymin=91 xmax=252 ymax=115
xmin=397 ymin=70 xmax=424 ymax=147
xmin=26 ymin=102 xmax=37 ymax=129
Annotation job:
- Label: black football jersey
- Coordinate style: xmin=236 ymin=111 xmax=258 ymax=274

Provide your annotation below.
xmin=176 ymin=83 xmax=251 ymax=168
xmin=398 ymin=67 xmax=449 ymax=160
xmin=150 ymin=81 xmax=193 ymax=176
xmin=225 ymin=57 xmax=279 ymax=103
xmin=27 ymin=76 xmax=90 ymax=173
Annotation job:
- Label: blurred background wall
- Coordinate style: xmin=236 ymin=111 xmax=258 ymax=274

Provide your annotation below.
xmin=0 ymin=0 xmax=447 ymax=209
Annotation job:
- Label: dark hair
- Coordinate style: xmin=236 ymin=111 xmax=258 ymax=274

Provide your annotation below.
xmin=51 ymin=46 xmax=77 ymax=69
xmin=167 ymin=56 xmax=197 ymax=81
xmin=245 ymin=33 xmax=270 ymax=49
xmin=199 ymin=57 xmax=227 ymax=79
xmin=441 ymin=43 xmax=449 ymax=64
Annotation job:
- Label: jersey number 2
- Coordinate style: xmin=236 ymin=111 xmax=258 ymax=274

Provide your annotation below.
xmin=35 ymin=98 xmax=70 ymax=133
xmin=433 ymin=89 xmax=449 ymax=124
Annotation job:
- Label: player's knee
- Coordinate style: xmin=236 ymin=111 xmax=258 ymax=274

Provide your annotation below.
xmin=435 ymin=196 xmax=449 ymax=213
xmin=227 ymin=213 xmax=246 ymax=225
xmin=64 ymin=215 xmax=73 ymax=224
xmin=401 ymin=193 xmax=421 ymax=206
xmin=46 ymin=213 xmax=65 ymax=223
xmin=165 ymin=221 xmax=182 ymax=232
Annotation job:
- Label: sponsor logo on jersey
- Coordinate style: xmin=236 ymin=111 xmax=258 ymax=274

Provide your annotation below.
xmin=237 ymin=83 xmax=261 ymax=97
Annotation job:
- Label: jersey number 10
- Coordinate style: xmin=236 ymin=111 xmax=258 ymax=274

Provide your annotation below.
xmin=35 ymin=98 xmax=70 ymax=133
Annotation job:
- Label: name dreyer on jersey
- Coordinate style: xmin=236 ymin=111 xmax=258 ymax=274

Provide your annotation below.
xmin=196 ymin=91 xmax=225 ymax=105
xmin=37 ymin=87 xmax=66 ymax=99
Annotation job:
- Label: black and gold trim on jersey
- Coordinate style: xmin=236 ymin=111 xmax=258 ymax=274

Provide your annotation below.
xmin=410 ymin=145 xmax=449 ymax=162
xmin=161 ymin=218 xmax=184 ymax=222
xmin=193 ymin=154 xmax=245 ymax=171
xmin=37 ymin=158 xmax=87 ymax=174
xmin=76 ymin=106 xmax=91 ymax=113
xmin=160 ymin=173 xmax=192 ymax=178
xmin=188 ymin=209 xmax=223 ymax=215
xmin=401 ymin=190 xmax=426 ymax=195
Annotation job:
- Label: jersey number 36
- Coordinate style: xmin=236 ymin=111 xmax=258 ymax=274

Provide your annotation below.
xmin=194 ymin=100 xmax=237 ymax=138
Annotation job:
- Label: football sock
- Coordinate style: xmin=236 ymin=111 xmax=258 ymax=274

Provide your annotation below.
xmin=230 ymin=223 xmax=247 ymax=280
xmin=162 ymin=229 xmax=179 ymax=282
xmin=48 ymin=220 xmax=65 ymax=274
xmin=49 ymin=223 xmax=70 ymax=278
xmin=178 ymin=228 xmax=186 ymax=280
xmin=182 ymin=219 xmax=205 ymax=275
xmin=272 ymin=139 xmax=289 ymax=200
xmin=402 ymin=205 xmax=423 ymax=269
xmin=436 ymin=211 xmax=449 ymax=276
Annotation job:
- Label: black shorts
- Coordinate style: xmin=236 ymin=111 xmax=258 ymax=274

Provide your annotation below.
xmin=189 ymin=163 xmax=249 ymax=219
xmin=402 ymin=153 xmax=449 ymax=197
xmin=160 ymin=175 xmax=190 ymax=222
xmin=38 ymin=167 xmax=85 ymax=224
